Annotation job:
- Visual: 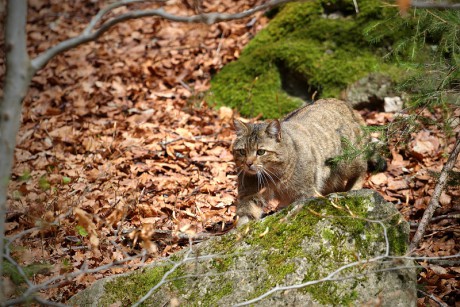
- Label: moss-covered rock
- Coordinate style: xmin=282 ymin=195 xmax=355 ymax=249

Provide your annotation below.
xmin=208 ymin=0 xmax=407 ymax=118
xmin=70 ymin=190 xmax=416 ymax=306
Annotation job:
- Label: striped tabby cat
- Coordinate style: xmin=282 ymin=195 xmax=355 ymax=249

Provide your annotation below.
xmin=233 ymin=99 xmax=368 ymax=224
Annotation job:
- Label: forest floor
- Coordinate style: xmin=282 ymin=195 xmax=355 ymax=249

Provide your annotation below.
xmin=2 ymin=0 xmax=460 ymax=305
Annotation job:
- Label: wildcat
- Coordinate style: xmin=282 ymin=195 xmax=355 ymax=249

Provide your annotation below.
xmin=232 ymin=98 xmax=369 ymax=225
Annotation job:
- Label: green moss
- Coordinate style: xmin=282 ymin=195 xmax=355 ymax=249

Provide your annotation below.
xmin=308 ymin=281 xmax=360 ymax=305
xmin=208 ymin=58 xmax=303 ymax=119
xmin=101 ymin=263 xmax=176 ymax=306
xmin=386 ymin=214 xmax=410 ymax=255
xmin=203 ymin=281 xmax=234 ymax=305
xmin=208 ymin=0 xmax=407 ymax=118
xmin=322 ymin=228 xmax=335 ymax=241
xmin=93 ymin=192 xmax=409 ymax=306
xmin=236 ymin=193 xmax=408 ymax=304
xmin=211 ymin=256 xmax=233 ymax=273
xmin=169 ymin=266 xmax=188 ymax=291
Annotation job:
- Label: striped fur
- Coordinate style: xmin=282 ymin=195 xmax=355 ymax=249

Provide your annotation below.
xmin=233 ymin=99 xmax=367 ymax=223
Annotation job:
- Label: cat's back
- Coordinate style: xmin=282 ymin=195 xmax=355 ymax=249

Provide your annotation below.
xmin=281 ymin=99 xmax=363 ymax=155
xmin=283 ymin=98 xmax=357 ymax=124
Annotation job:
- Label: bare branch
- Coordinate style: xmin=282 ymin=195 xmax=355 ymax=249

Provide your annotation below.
xmin=31 ymin=0 xmax=294 ymax=71
xmin=410 ymin=135 xmax=460 ymax=251
xmin=418 ymin=289 xmax=449 ymax=307
xmin=411 ymin=0 xmax=460 ymax=9
xmin=410 ymin=213 xmax=460 ymax=227
xmin=5 ymin=221 xmax=61 ymax=248
xmin=3 ymin=251 xmax=147 ymax=306
xmin=132 ymin=246 xmax=193 ymax=306
xmin=83 ymin=0 xmax=148 ymax=35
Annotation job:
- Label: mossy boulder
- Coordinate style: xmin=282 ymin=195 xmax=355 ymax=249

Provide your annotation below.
xmin=208 ymin=0 xmax=408 ymax=118
xmin=70 ymin=190 xmax=416 ymax=306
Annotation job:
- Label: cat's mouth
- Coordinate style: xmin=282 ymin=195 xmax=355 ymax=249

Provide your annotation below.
xmin=244 ymin=169 xmax=257 ymax=175
xmin=244 ymin=165 xmax=260 ymax=175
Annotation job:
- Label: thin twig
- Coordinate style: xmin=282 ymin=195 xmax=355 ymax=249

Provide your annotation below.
xmin=410 ymin=212 xmax=460 ymax=227
xmin=84 ymin=0 xmax=147 ymax=35
xmin=421 ymin=259 xmax=460 ymax=266
xmin=417 ymin=289 xmax=449 ymax=307
xmin=233 ymin=260 xmax=417 ymax=306
xmin=3 ymin=251 xmax=147 ymax=306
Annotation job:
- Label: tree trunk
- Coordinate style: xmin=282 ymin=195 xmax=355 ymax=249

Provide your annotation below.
xmin=0 ymin=0 xmax=33 ymax=300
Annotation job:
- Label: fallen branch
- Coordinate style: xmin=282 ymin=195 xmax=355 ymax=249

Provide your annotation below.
xmin=410 ymin=135 xmax=460 ymax=252
xmin=410 ymin=212 xmax=460 ymax=227
xmin=417 ymin=289 xmax=449 ymax=307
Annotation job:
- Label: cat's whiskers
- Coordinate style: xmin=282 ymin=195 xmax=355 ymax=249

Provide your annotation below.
xmin=255 ymin=165 xmax=270 ymax=191
xmin=261 ymin=168 xmax=277 ymax=186
xmin=258 ymin=167 xmax=269 ymax=188
xmin=256 ymin=166 xmax=268 ymax=186
xmin=263 ymin=168 xmax=288 ymax=193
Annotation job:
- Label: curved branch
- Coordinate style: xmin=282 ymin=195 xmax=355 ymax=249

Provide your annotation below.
xmin=83 ymin=0 xmax=148 ymax=35
xmin=31 ymin=0 xmax=294 ymax=72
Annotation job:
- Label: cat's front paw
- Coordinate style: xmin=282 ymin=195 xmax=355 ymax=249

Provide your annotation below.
xmin=236 ymin=215 xmax=251 ymax=227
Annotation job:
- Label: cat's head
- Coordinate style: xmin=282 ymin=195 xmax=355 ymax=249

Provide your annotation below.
xmin=232 ymin=119 xmax=284 ymax=176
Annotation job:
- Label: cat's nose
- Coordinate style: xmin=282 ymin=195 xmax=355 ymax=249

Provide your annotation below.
xmin=246 ymin=159 xmax=254 ymax=167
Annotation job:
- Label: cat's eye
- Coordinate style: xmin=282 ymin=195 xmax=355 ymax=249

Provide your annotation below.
xmin=238 ymin=149 xmax=246 ymax=156
xmin=256 ymin=149 xmax=266 ymax=156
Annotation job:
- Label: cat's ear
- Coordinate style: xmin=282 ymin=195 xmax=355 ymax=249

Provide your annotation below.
xmin=266 ymin=119 xmax=281 ymax=142
xmin=233 ymin=119 xmax=249 ymax=137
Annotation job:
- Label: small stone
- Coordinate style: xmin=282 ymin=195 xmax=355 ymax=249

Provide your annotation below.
xmin=384 ymin=96 xmax=403 ymax=113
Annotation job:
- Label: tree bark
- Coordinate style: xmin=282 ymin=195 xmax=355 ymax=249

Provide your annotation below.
xmin=0 ymin=0 xmax=33 ymax=301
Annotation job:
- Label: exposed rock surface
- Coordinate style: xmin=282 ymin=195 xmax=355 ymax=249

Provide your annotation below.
xmin=70 ymin=190 xmax=416 ymax=307
xmin=342 ymin=73 xmax=401 ymax=110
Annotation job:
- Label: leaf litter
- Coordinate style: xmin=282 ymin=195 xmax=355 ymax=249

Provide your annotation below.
xmin=2 ymin=0 xmax=460 ymax=304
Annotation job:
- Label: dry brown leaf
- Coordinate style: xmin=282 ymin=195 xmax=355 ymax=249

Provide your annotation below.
xmin=74 ymin=208 xmax=99 ymax=248
xmin=369 ymin=173 xmax=388 ymax=186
